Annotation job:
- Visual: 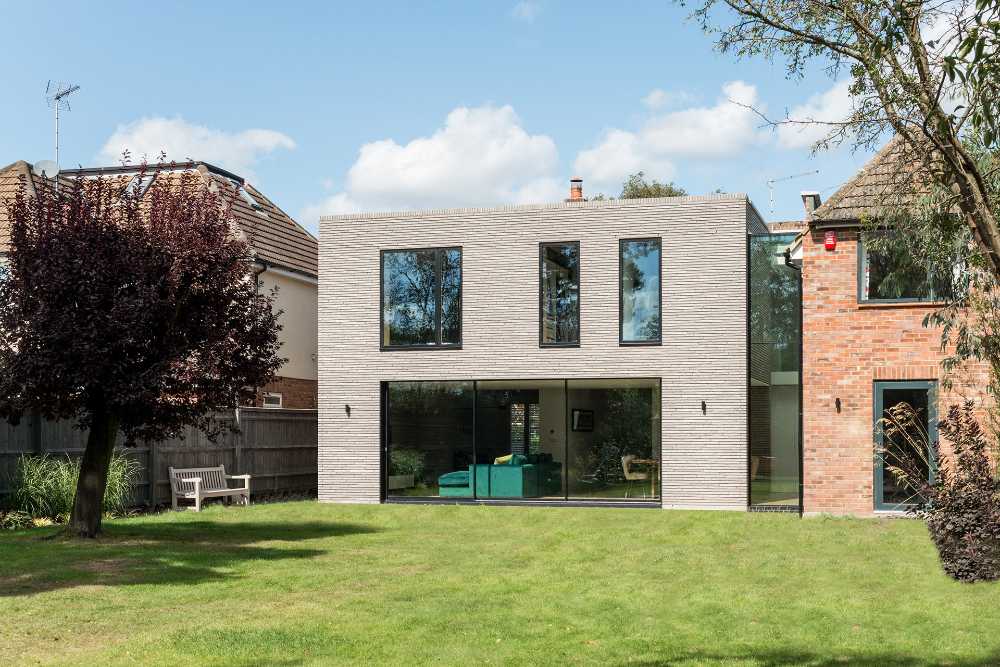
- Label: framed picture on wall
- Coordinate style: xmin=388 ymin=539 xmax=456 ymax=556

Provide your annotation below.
xmin=571 ymin=409 xmax=594 ymax=432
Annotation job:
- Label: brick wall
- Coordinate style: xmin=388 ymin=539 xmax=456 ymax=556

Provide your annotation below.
xmin=318 ymin=195 xmax=757 ymax=508
xmin=801 ymin=227 xmax=989 ymax=515
xmin=256 ymin=376 xmax=318 ymax=410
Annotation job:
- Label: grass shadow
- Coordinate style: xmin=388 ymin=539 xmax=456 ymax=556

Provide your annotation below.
xmin=626 ymin=647 xmax=1000 ymax=666
xmin=0 ymin=519 xmax=379 ymax=597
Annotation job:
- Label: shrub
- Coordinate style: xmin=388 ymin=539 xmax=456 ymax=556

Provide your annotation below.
xmin=878 ymin=401 xmax=1000 ymax=582
xmin=0 ymin=510 xmax=33 ymax=531
xmin=10 ymin=452 xmax=140 ymax=523
xmin=389 ymin=449 xmax=425 ymax=480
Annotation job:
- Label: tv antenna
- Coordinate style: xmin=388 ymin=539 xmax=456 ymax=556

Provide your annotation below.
xmin=767 ymin=169 xmax=819 ymax=217
xmin=45 ymin=81 xmax=80 ymax=181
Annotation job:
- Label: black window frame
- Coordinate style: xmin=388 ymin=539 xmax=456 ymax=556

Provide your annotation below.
xmin=381 ymin=376 xmax=663 ymax=504
xmin=857 ymin=232 xmax=953 ymax=304
xmin=619 ymin=237 xmax=663 ymax=346
xmin=538 ymin=240 xmax=581 ymax=348
xmin=380 ymin=246 xmax=463 ymax=351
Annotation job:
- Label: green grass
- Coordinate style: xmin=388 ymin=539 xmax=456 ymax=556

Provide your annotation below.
xmin=1 ymin=501 xmax=999 ymax=666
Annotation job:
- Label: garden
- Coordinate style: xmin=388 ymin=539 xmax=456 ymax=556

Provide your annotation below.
xmin=2 ymin=501 xmax=1000 ymax=666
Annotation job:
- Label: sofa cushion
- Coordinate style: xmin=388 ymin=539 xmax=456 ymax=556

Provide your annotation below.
xmin=438 ymin=470 xmax=470 ymax=487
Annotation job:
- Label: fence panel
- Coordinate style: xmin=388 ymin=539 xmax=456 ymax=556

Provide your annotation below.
xmin=0 ymin=409 xmax=318 ymax=504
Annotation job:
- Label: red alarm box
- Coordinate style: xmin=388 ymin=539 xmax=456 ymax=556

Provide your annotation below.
xmin=824 ymin=230 xmax=837 ymax=251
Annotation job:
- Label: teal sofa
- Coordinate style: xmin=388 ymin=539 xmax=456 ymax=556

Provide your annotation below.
xmin=438 ymin=454 xmax=562 ymax=498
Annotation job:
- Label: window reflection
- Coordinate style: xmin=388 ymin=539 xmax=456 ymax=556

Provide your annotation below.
xmin=382 ymin=247 xmax=461 ymax=348
xmin=540 ymin=242 xmax=580 ymax=345
xmin=620 ymin=239 xmax=661 ymax=343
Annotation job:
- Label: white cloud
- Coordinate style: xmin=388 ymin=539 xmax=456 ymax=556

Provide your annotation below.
xmin=303 ymin=104 xmax=562 ymax=221
xmin=98 ymin=117 xmax=295 ymax=180
xmin=574 ymin=81 xmax=765 ymax=192
xmin=641 ymin=88 xmax=696 ymax=110
xmin=574 ymin=130 xmax=677 ymax=188
xmin=511 ymin=1 xmax=541 ymax=22
xmin=776 ymin=80 xmax=854 ymax=149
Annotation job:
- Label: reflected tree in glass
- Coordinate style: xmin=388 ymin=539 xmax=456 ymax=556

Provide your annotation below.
xmin=441 ymin=248 xmax=462 ymax=344
xmin=541 ymin=243 xmax=580 ymax=344
xmin=382 ymin=248 xmax=461 ymax=347
xmin=621 ymin=239 xmax=661 ymax=343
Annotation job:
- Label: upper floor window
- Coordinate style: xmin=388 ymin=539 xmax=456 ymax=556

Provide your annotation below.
xmin=859 ymin=233 xmax=956 ymax=303
xmin=539 ymin=241 xmax=580 ymax=346
xmin=620 ymin=238 xmax=662 ymax=345
xmin=381 ymin=247 xmax=462 ymax=349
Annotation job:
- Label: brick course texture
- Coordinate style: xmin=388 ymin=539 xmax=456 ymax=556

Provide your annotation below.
xmin=256 ymin=376 xmax=318 ymax=410
xmin=318 ymin=195 xmax=762 ymax=509
xmin=801 ymin=228 xmax=989 ymax=515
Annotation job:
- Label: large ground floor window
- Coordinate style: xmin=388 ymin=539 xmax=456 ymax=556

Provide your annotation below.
xmin=384 ymin=378 xmax=661 ymax=502
xmin=748 ymin=233 xmax=802 ymax=509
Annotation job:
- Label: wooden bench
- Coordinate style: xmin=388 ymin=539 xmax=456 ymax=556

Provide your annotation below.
xmin=169 ymin=465 xmax=251 ymax=512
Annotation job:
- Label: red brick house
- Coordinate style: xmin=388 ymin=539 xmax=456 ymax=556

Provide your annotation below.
xmin=0 ymin=160 xmax=318 ymax=410
xmin=789 ymin=141 xmax=990 ymax=515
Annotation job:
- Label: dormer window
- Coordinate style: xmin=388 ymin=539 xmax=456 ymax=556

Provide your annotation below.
xmin=123 ymin=173 xmax=154 ymax=197
xmin=228 ymin=178 xmax=268 ymax=217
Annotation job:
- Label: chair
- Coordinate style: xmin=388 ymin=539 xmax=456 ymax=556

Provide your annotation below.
xmin=621 ymin=455 xmax=651 ymax=499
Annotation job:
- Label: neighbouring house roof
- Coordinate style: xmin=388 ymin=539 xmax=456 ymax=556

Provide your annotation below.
xmin=811 ymin=136 xmax=934 ymax=226
xmin=0 ymin=161 xmax=75 ymax=255
xmin=0 ymin=160 xmax=317 ymax=277
xmin=767 ymin=220 xmax=806 ymax=234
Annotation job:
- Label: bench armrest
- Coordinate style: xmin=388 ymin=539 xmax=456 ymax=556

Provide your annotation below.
xmin=226 ymin=474 xmax=251 ymax=480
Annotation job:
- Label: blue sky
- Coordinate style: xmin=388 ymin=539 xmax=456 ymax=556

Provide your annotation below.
xmin=0 ymin=1 xmax=878 ymax=232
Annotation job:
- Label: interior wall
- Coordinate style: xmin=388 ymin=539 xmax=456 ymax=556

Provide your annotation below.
xmin=538 ymin=387 xmax=566 ymax=461
xmin=769 ymin=386 xmax=799 ymax=478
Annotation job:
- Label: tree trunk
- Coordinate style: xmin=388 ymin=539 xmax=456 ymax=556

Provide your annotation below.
xmin=68 ymin=405 xmax=120 ymax=538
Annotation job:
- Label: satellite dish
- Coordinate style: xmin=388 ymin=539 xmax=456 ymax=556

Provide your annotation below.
xmin=33 ymin=160 xmax=59 ymax=179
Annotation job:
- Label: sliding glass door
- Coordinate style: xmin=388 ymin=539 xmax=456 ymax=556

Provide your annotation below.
xmin=383 ymin=378 xmax=661 ymax=502
xmin=385 ymin=381 xmax=474 ymax=497
xmin=566 ymin=379 xmax=661 ymax=500
xmin=475 ymin=380 xmax=566 ymax=499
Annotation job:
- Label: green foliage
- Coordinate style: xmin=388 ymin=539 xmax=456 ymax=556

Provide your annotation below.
xmin=10 ymin=452 xmax=140 ymax=522
xmin=857 ymin=140 xmax=1000 ymax=397
xmin=582 ymin=389 xmax=656 ymax=484
xmin=877 ymin=401 xmax=1000 ymax=582
xmin=690 ymin=0 xmax=1000 ymax=274
xmin=946 ymin=3 xmax=1000 ymax=147
xmin=620 ymin=172 xmax=687 ymax=199
xmin=0 ymin=510 xmax=33 ymax=531
xmin=388 ymin=449 xmax=425 ymax=479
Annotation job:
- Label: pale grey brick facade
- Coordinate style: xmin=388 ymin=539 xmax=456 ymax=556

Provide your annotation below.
xmin=319 ymin=195 xmax=760 ymax=509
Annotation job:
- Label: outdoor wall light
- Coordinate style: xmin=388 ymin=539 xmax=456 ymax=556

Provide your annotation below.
xmin=835 ymin=398 xmax=842 ymax=413
xmin=701 ymin=400 xmax=707 ymax=415
xmin=345 ymin=404 xmax=351 ymax=418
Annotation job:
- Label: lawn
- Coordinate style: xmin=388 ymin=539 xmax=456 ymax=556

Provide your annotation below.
xmin=1 ymin=502 xmax=999 ymax=666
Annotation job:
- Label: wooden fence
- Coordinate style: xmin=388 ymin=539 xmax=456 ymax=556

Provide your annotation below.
xmin=0 ymin=408 xmax=317 ymax=506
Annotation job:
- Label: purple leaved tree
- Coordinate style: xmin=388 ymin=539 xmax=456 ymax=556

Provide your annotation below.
xmin=0 ymin=165 xmax=283 ymax=537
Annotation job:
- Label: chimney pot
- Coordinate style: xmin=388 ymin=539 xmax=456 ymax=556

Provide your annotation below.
xmin=800 ymin=190 xmax=822 ymax=219
xmin=568 ymin=177 xmax=583 ymax=202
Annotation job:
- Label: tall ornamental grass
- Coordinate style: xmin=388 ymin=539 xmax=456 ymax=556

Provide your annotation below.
xmin=10 ymin=452 xmax=140 ymax=522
